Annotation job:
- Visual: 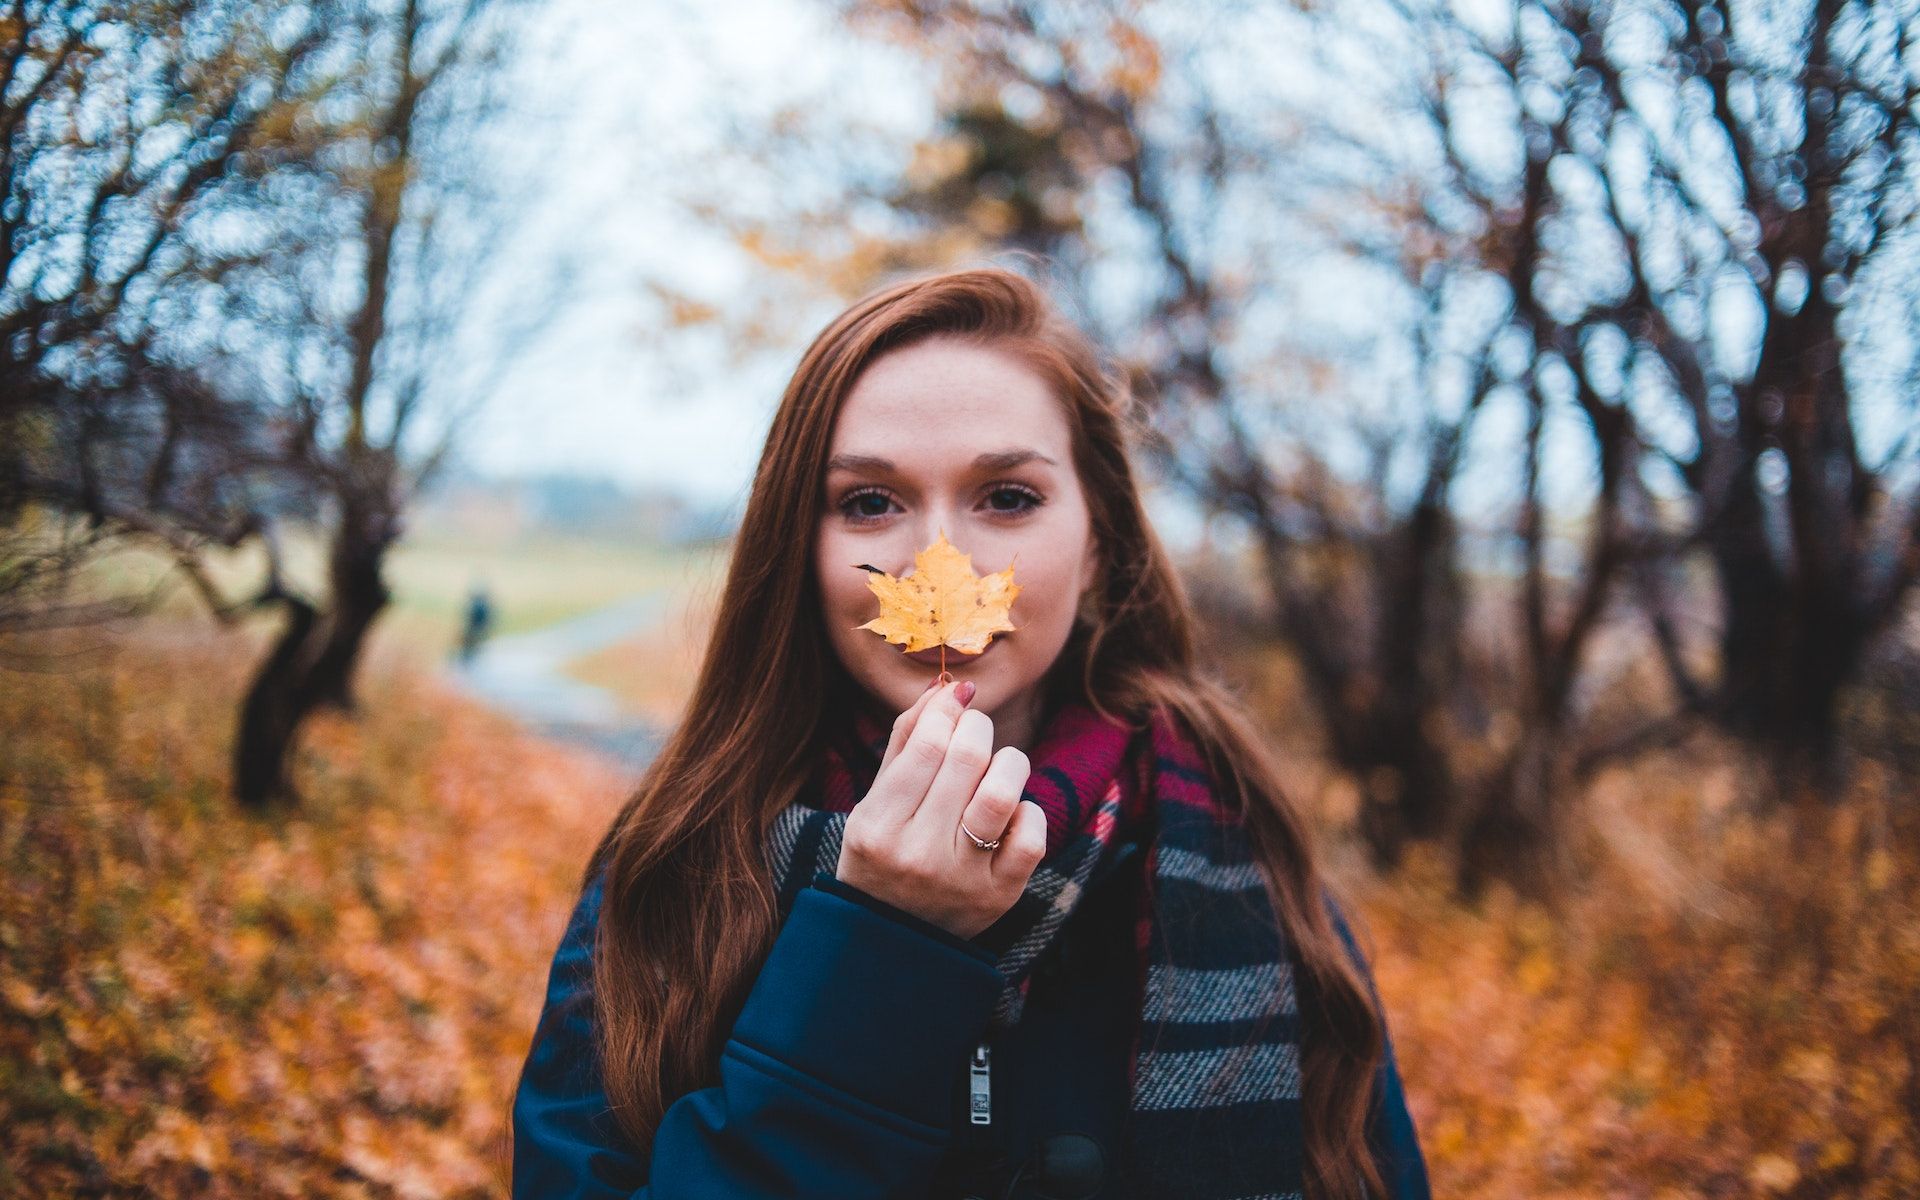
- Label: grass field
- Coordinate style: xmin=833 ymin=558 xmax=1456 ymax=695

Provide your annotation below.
xmin=70 ymin=525 xmax=732 ymax=669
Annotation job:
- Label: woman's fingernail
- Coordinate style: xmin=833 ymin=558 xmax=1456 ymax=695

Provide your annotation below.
xmin=955 ymin=680 xmax=976 ymax=707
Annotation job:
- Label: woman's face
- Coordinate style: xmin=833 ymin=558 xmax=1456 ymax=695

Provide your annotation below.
xmin=815 ymin=336 xmax=1099 ymax=744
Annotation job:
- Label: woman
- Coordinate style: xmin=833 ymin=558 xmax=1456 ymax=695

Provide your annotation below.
xmin=512 ymin=266 xmax=1431 ymax=1200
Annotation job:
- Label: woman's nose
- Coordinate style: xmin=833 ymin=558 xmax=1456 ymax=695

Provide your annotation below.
xmin=891 ymin=507 xmax=1011 ymax=575
xmin=904 ymin=509 xmax=963 ymax=558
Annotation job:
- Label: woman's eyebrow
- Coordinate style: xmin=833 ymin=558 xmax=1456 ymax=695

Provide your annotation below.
xmin=973 ymin=448 xmax=1059 ymax=472
xmin=824 ymin=449 xmax=1059 ymax=473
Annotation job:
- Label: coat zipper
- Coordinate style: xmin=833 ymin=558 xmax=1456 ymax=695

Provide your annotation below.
xmin=968 ymin=1039 xmax=992 ymax=1126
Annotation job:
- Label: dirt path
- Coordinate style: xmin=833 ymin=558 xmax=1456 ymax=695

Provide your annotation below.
xmin=445 ymin=591 xmax=671 ymax=771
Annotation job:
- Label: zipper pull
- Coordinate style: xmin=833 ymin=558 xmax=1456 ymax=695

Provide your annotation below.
xmin=968 ymin=1040 xmax=992 ymax=1126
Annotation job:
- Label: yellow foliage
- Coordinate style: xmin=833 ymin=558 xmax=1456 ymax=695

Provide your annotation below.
xmin=5 ymin=612 xmax=1918 ymax=1198
xmin=1748 ymin=1154 xmax=1801 ymax=1191
xmin=855 ymin=529 xmax=1020 ymax=654
xmin=1342 ymin=741 xmax=1920 ymax=1198
xmin=1107 ymin=20 xmax=1163 ymax=101
xmin=0 ymin=622 xmax=627 ymax=1197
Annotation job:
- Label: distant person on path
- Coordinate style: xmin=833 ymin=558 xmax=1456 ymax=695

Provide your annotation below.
xmin=459 ymin=580 xmax=494 ymax=665
xmin=512 ymin=267 xmax=1430 ymax=1199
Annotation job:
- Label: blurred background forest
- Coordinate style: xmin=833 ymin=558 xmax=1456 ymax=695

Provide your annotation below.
xmin=2 ymin=0 xmax=1918 ymax=1195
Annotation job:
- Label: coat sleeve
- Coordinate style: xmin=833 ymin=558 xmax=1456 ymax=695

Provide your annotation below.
xmin=511 ymin=870 xmax=1007 ymax=1200
xmin=1325 ymin=892 xmax=1434 ymax=1200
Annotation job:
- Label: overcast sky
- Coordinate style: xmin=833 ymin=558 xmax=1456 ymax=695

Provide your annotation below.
xmin=450 ymin=0 xmax=922 ymax=512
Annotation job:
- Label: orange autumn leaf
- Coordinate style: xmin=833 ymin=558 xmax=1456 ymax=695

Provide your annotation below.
xmin=854 ymin=529 xmax=1020 ymax=654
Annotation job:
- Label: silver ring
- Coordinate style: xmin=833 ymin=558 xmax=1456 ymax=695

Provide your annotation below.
xmin=959 ymin=821 xmax=1001 ymax=851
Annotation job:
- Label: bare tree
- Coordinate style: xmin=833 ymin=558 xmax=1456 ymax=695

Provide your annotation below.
xmin=655 ymin=0 xmax=1913 ymax=893
xmin=808 ymin=0 xmax=1919 ymax=887
xmin=828 ymin=1 xmax=1544 ymax=881
xmin=1359 ymin=0 xmax=1920 ymax=790
xmin=1 ymin=1 xmax=338 ymax=625
xmin=3 ymin=0 xmax=550 ymax=806
xmin=1598 ymin=0 xmax=1920 ymax=776
xmin=0 ymin=1 xmax=333 ymax=420
xmin=221 ymin=0 xmax=547 ymax=807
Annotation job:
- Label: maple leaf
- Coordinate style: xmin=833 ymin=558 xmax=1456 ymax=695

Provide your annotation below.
xmin=854 ymin=530 xmax=1020 ymax=655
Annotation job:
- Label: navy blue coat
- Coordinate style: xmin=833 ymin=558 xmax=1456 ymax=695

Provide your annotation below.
xmin=512 ymin=836 xmax=1431 ymax=1199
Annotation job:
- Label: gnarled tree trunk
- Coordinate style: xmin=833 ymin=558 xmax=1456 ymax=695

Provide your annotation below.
xmin=233 ymin=493 xmax=397 ymax=807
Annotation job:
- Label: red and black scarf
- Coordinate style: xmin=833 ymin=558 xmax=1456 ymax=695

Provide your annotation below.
xmin=764 ymin=698 xmax=1308 ymax=1198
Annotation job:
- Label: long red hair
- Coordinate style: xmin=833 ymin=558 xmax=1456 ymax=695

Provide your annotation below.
xmin=580 ymin=265 xmax=1389 ymax=1198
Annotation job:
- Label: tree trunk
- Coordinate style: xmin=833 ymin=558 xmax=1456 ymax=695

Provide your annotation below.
xmin=1712 ymin=533 xmax=1870 ymax=792
xmin=307 ymin=496 xmax=397 ymax=713
xmin=1262 ymin=506 xmax=1463 ymax=871
xmin=231 ymin=496 xmax=396 ymax=807
xmin=1455 ymin=720 xmax=1573 ymax=903
xmin=1710 ymin=258 xmax=1874 ymax=788
xmin=1368 ymin=498 xmax=1463 ymax=850
xmin=234 ymin=594 xmax=320 ymax=808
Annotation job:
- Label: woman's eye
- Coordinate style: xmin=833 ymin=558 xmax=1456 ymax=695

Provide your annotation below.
xmin=986 ymin=485 xmax=1044 ymax=514
xmin=839 ymin=488 xmax=897 ymax=523
xmin=835 ymin=483 xmax=1044 ymax=525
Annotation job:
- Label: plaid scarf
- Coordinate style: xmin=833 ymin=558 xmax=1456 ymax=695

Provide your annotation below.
xmin=764 ymin=698 xmax=1307 ymax=1199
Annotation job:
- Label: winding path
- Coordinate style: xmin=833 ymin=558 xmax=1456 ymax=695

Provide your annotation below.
xmin=445 ymin=592 xmax=671 ymax=771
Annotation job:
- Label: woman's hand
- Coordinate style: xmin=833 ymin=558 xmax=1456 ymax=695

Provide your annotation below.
xmin=835 ymin=678 xmax=1047 ymax=940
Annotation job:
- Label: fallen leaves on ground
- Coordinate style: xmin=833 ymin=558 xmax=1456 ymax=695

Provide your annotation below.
xmin=3 ymin=617 xmax=1916 ymax=1198
xmin=0 ymin=621 xmax=627 ymax=1198
xmin=1341 ymin=754 xmax=1919 ymax=1199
